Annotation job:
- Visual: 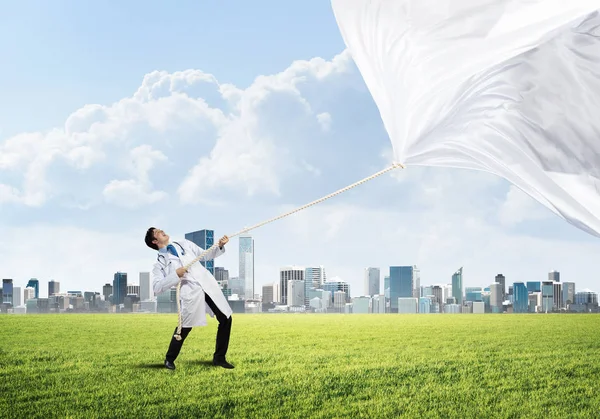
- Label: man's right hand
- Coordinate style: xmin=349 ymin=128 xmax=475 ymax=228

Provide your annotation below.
xmin=176 ymin=267 xmax=187 ymax=278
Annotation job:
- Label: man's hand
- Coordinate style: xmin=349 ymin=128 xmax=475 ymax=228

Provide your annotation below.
xmin=218 ymin=235 xmax=229 ymax=248
xmin=176 ymin=267 xmax=187 ymax=278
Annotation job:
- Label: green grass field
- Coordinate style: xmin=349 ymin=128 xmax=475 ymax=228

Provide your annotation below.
xmin=1 ymin=313 xmax=599 ymax=418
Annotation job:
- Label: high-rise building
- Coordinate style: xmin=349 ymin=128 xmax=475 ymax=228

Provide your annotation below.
xmin=527 ymin=281 xmax=541 ymax=293
xmin=139 ymin=272 xmax=151 ymax=301
xmin=495 ymin=274 xmax=506 ymax=301
xmin=2 ymin=279 xmax=13 ymax=305
xmin=541 ymin=281 xmax=554 ymax=312
xmin=490 ymin=283 xmax=503 ymax=313
xmin=103 ymin=283 xmax=113 ymax=303
xmin=305 ymin=266 xmax=326 ymax=307
xmin=113 ymin=272 xmax=127 ymax=305
xmin=280 ymin=266 xmax=304 ymax=305
xmin=452 ymin=267 xmax=463 ymax=305
xmin=48 ymin=280 xmax=60 ymax=296
xmin=513 ymin=282 xmax=528 ymax=313
xmin=13 ymin=287 xmax=22 ymax=307
xmin=389 ymin=266 xmax=414 ymax=313
xmin=413 ymin=267 xmax=421 ymax=299
xmin=288 ymin=280 xmax=305 ymax=306
xmin=24 ymin=287 xmax=35 ymax=303
xmin=549 ymin=270 xmax=560 ymax=282
xmin=553 ymin=282 xmax=562 ymax=310
xmin=562 ymin=282 xmax=576 ymax=306
xmin=262 ymin=284 xmax=274 ymax=304
xmin=364 ymin=267 xmax=380 ymax=296
xmin=185 ymin=229 xmax=215 ymax=275
xmin=26 ymin=279 xmax=39 ymax=299
xmin=323 ymin=277 xmax=350 ymax=305
xmin=239 ymin=235 xmax=255 ymax=299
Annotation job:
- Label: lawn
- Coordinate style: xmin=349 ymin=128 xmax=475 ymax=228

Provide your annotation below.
xmin=1 ymin=313 xmax=599 ymax=418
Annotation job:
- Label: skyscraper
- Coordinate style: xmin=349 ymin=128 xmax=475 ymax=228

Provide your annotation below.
xmin=549 ymin=270 xmax=560 ymax=282
xmin=48 ymin=280 xmax=60 ymax=296
xmin=280 ymin=266 xmax=304 ymax=305
xmin=13 ymin=287 xmax=22 ymax=307
xmin=185 ymin=229 xmax=215 ymax=275
xmin=113 ymin=272 xmax=127 ymax=305
xmin=239 ymin=235 xmax=254 ymax=299
xmin=26 ymin=279 xmax=39 ymax=299
xmin=2 ymin=279 xmax=13 ymax=305
xmin=495 ymin=274 xmax=506 ymax=301
xmin=513 ymin=282 xmax=528 ymax=313
xmin=139 ymin=272 xmax=151 ymax=301
xmin=364 ymin=267 xmax=380 ymax=296
xmin=305 ymin=266 xmax=326 ymax=307
xmin=412 ymin=267 xmax=421 ymax=299
xmin=562 ymin=282 xmax=576 ymax=306
xmin=490 ymin=283 xmax=503 ymax=313
xmin=452 ymin=267 xmax=463 ymax=305
xmin=103 ymin=283 xmax=113 ymax=303
xmin=389 ymin=266 xmax=413 ymax=313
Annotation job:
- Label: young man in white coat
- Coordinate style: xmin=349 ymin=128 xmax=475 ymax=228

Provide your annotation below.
xmin=145 ymin=227 xmax=234 ymax=370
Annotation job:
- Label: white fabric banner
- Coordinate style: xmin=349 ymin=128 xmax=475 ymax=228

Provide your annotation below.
xmin=331 ymin=0 xmax=600 ymax=237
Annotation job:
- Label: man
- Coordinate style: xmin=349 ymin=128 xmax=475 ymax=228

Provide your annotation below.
xmin=145 ymin=227 xmax=234 ymax=370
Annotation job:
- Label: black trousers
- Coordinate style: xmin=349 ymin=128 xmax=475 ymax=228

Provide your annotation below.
xmin=165 ymin=293 xmax=233 ymax=362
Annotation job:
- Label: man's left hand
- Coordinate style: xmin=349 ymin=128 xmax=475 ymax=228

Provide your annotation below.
xmin=218 ymin=235 xmax=229 ymax=247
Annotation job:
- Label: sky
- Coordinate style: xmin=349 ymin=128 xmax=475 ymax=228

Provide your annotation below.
xmin=1 ymin=0 xmax=599 ymax=299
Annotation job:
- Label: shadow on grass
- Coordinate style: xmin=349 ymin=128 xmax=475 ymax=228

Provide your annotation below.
xmin=136 ymin=363 xmax=167 ymax=369
xmin=186 ymin=360 xmax=215 ymax=367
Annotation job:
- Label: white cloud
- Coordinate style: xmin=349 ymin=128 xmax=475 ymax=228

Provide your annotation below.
xmin=103 ymin=179 xmax=167 ymax=209
xmin=317 ymin=112 xmax=332 ymax=132
xmin=498 ymin=185 xmax=552 ymax=226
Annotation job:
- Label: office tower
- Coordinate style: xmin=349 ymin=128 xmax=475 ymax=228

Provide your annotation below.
xmin=103 ymin=283 xmax=113 ymax=302
xmin=541 ymin=281 xmax=554 ymax=312
xmin=2 ymin=279 xmax=13 ymax=305
xmin=280 ymin=266 xmax=304 ymax=305
xmin=214 ymin=267 xmax=229 ymax=285
xmin=48 ymin=280 xmax=60 ymax=296
xmin=127 ymin=285 xmax=140 ymax=296
xmin=490 ymin=283 xmax=503 ymax=313
xmin=288 ymin=280 xmax=305 ymax=306
xmin=553 ymin=282 xmax=562 ymax=310
xmin=262 ymin=284 xmax=274 ymax=304
xmin=185 ymin=229 xmax=215 ymax=275
xmin=527 ymin=281 xmax=541 ymax=293
xmin=549 ymin=270 xmax=560 ymax=282
xmin=26 ymin=278 xmax=39 ymax=299
xmin=113 ymin=272 xmax=127 ymax=305
xmin=452 ymin=267 xmax=463 ymax=305
xmin=495 ymin=274 xmax=506 ymax=301
xmin=389 ymin=266 xmax=413 ymax=313
xmin=24 ymin=287 xmax=35 ymax=303
xmin=305 ymin=266 xmax=326 ymax=307
xmin=239 ymin=234 xmax=254 ymax=299
xmin=139 ymin=272 xmax=151 ymax=301
xmin=384 ymin=275 xmax=390 ymax=299
xmin=364 ymin=267 xmax=380 ymax=296
xmin=13 ymin=287 xmax=22 ymax=307
xmin=562 ymin=282 xmax=575 ymax=306
xmin=513 ymin=282 xmax=528 ymax=313
xmin=413 ymin=267 xmax=421 ymax=299
xmin=322 ymin=277 xmax=350 ymax=305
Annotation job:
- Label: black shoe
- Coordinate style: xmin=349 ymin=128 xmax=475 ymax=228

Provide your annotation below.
xmin=212 ymin=358 xmax=234 ymax=369
xmin=164 ymin=360 xmax=176 ymax=370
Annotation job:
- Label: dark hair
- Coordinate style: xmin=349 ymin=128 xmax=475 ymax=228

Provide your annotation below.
xmin=145 ymin=227 xmax=158 ymax=250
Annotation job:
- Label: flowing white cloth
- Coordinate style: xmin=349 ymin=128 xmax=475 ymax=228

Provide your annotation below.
xmin=331 ymin=0 xmax=600 ymax=237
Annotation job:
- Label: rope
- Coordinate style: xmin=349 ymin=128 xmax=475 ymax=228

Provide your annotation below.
xmin=173 ymin=162 xmax=405 ymax=340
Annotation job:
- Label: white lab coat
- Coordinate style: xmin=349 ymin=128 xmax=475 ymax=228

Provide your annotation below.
xmin=152 ymin=239 xmax=232 ymax=327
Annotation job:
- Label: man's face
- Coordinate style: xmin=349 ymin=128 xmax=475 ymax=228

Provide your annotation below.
xmin=153 ymin=228 xmax=170 ymax=248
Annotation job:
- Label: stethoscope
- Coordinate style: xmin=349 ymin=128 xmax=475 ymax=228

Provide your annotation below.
xmin=157 ymin=242 xmax=186 ymax=274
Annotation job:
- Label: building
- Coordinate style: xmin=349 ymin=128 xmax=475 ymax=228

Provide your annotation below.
xmin=288 ymin=280 xmax=305 ymax=307
xmin=305 ymin=266 xmax=326 ymax=307
xmin=322 ymin=277 xmax=350 ymax=305
xmin=562 ymin=282 xmax=576 ymax=306
xmin=2 ymin=279 xmax=13 ymax=305
xmin=553 ymin=282 xmax=562 ymax=310
xmin=185 ymin=229 xmax=215 ymax=275
xmin=513 ymin=282 xmax=528 ymax=313
xmin=452 ymin=267 xmax=463 ymax=305
xmin=26 ymin=279 xmax=39 ymax=299
xmin=280 ymin=266 xmax=304 ymax=305
xmin=398 ymin=297 xmax=418 ymax=313
xmin=239 ymin=234 xmax=255 ymax=299
xmin=102 ymin=283 xmax=113 ymax=303
xmin=13 ymin=287 xmax=22 ymax=307
xmin=389 ymin=266 xmax=414 ymax=313
xmin=48 ymin=280 xmax=60 ymax=296
xmin=24 ymin=287 xmax=35 ymax=303
xmin=527 ymin=281 xmax=541 ymax=293
xmin=541 ymin=281 xmax=554 ymax=312
xmin=364 ymin=267 xmax=380 ymax=297
xmin=549 ymin=270 xmax=560 ymax=282
xmin=113 ymin=272 xmax=127 ymax=305
xmin=495 ymin=274 xmax=506 ymax=301
xmin=139 ymin=272 xmax=151 ymax=301
xmin=490 ymin=283 xmax=503 ymax=313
